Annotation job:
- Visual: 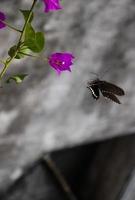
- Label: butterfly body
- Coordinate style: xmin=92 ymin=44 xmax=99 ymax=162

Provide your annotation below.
xmin=87 ymin=79 xmax=125 ymax=104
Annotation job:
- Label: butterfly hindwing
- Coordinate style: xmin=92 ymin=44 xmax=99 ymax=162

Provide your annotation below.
xmin=101 ymin=91 xmax=121 ymax=104
xmin=87 ymin=79 xmax=125 ymax=104
xmin=98 ymin=81 xmax=125 ymax=96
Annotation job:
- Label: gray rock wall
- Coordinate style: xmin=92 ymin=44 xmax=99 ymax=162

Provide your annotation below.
xmin=0 ymin=0 xmax=134 ymax=186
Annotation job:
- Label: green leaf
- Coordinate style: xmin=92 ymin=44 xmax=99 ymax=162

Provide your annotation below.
xmin=8 ymin=45 xmax=17 ymax=58
xmin=24 ymin=32 xmax=45 ymax=53
xmin=20 ymin=10 xmax=34 ymax=23
xmin=35 ymin=32 xmax=45 ymax=52
xmin=25 ymin=23 xmax=35 ymax=41
xmin=6 ymin=74 xmax=28 ymax=84
xmin=16 ymin=46 xmax=30 ymax=59
xmin=8 ymin=45 xmax=30 ymax=59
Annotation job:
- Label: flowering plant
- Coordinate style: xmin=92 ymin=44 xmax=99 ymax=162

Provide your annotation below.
xmin=0 ymin=0 xmax=75 ymax=85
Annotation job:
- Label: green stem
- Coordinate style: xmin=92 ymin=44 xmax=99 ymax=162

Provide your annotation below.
xmin=19 ymin=52 xmax=39 ymax=58
xmin=0 ymin=0 xmax=38 ymax=82
xmin=18 ymin=0 xmax=37 ymax=45
xmin=0 ymin=59 xmax=11 ymax=79
xmin=0 ymin=20 xmax=22 ymax=33
xmin=19 ymin=52 xmax=48 ymax=62
xmin=0 ymin=59 xmax=5 ymax=64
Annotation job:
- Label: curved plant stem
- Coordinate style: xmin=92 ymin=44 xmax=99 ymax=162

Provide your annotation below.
xmin=19 ymin=52 xmax=48 ymax=62
xmin=0 ymin=20 xmax=22 ymax=33
xmin=0 ymin=59 xmax=11 ymax=80
xmin=0 ymin=0 xmax=38 ymax=82
xmin=18 ymin=0 xmax=37 ymax=45
xmin=0 ymin=59 xmax=5 ymax=64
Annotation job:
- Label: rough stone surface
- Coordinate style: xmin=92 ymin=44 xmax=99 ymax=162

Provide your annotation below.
xmin=0 ymin=0 xmax=134 ymax=186
xmin=2 ymin=134 xmax=135 ymax=200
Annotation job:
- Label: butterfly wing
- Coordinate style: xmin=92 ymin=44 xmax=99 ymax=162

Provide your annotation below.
xmin=98 ymin=81 xmax=125 ymax=96
xmin=87 ymin=84 xmax=100 ymax=100
xmin=101 ymin=91 xmax=121 ymax=104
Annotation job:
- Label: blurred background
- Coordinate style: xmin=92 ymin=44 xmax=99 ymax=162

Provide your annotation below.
xmin=0 ymin=0 xmax=135 ymax=199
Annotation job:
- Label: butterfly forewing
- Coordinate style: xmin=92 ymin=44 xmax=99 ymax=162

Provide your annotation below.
xmin=101 ymin=91 xmax=121 ymax=104
xmin=87 ymin=84 xmax=100 ymax=100
xmin=98 ymin=81 xmax=125 ymax=96
xmin=87 ymin=81 xmax=100 ymax=100
xmin=87 ymin=79 xmax=125 ymax=104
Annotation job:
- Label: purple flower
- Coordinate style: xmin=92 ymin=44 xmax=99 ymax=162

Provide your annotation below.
xmin=48 ymin=52 xmax=75 ymax=75
xmin=0 ymin=11 xmax=6 ymax=29
xmin=42 ymin=0 xmax=62 ymax=13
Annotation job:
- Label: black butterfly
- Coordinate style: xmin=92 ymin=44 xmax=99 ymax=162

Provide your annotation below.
xmin=87 ymin=79 xmax=125 ymax=104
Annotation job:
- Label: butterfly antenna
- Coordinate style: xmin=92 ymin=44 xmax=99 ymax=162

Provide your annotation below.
xmin=100 ymin=66 xmax=112 ymax=79
xmin=90 ymin=72 xmax=99 ymax=79
xmin=89 ymin=71 xmax=98 ymax=78
xmin=85 ymin=72 xmax=97 ymax=86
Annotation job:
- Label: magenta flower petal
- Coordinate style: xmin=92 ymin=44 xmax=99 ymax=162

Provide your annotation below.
xmin=42 ymin=0 xmax=62 ymax=13
xmin=48 ymin=52 xmax=75 ymax=75
xmin=0 ymin=11 xmax=6 ymax=29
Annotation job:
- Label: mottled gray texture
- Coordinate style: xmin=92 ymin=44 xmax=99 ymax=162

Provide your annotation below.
xmin=3 ymin=134 xmax=135 ymax=200
xmin=0 ymin=0 xmax=134 ymax=185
